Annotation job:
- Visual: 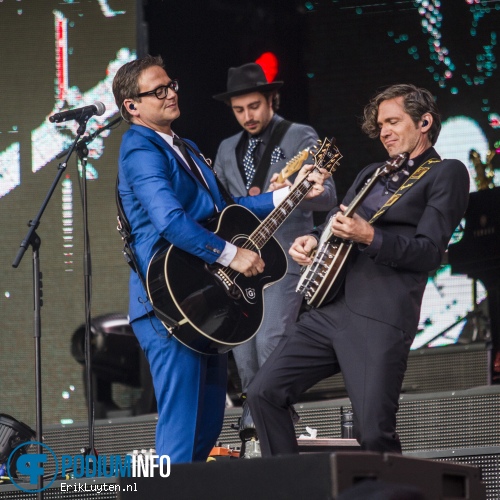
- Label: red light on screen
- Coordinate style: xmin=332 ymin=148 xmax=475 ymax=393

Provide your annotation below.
xmin=256 ymin=52 xmax=279 ymax=82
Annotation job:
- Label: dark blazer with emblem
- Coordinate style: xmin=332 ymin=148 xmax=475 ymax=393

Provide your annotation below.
xmin=318 ymin=147 xmax=470 ymax=334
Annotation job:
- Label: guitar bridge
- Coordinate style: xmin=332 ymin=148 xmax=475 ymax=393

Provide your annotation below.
xmin=206 ymin=264 xmax=242 ymax=300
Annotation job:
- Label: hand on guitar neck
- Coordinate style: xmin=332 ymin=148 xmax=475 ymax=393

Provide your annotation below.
xmin=232 ymin=164 xmax=329 ymax=277
xmin=329 ymin=204 xmax=375 ymax=246
xmin=268 ymin=164 xmax=330 ymax=199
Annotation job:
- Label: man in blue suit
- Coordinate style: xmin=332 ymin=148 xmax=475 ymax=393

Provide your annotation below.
xmin=112 ymin=55 xmax=328 ymax=464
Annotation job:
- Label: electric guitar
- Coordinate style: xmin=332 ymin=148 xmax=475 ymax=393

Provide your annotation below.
xmin=146 ymin=138 xmax=342 ymax=354
xmin=274 ymin=148 xmax=311 ymax=183
xmin=296 ymin=153 xmax=408 ymax=308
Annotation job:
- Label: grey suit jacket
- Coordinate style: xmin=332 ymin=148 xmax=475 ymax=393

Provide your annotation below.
xmin=214 ymin=116 xmax=337 ymax=274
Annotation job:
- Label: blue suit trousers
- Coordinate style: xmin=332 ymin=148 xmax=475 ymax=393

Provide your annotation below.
xmin=131 ymin=314 xmax=227 ymax=463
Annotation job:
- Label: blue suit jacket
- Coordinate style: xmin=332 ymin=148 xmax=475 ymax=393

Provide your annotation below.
xmin=118 ymin=124 xmax=275 ymax=321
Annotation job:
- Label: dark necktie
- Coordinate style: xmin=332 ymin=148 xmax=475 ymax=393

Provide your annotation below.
xmin=242 ymin=137 xmax=261 ymax=189
xmin=173 ymin=137 xmax=209 ymax=189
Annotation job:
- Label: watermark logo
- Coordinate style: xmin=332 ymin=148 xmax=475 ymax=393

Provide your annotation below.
xmin=7 ymin=441 xmax=58 ymax=493
xmin=7 ymin=442 xmax=170 ymax=493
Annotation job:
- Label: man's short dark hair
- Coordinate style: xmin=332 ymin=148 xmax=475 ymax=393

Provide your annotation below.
xmin=361 ymin=84 xmax=441 ymax=145
xmin=112 ymin=54 xmax=164 ymax=121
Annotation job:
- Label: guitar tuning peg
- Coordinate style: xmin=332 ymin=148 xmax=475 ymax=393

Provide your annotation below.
xmin=317 ymin=139 xmax=322 ymax=144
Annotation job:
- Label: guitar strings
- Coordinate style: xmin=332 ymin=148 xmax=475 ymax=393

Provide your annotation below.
xmin=223 ymin=150 xmax=341 ymax=281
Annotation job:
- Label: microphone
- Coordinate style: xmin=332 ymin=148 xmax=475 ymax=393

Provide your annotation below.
xmin=49 ymin=102 xmax=106 ymax=123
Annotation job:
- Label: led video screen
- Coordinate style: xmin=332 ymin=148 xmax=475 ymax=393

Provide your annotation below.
xmin=0 ymin=1 xmax=137 ymax=426
xmin=303 ymin=0 xmax=499 ymax=349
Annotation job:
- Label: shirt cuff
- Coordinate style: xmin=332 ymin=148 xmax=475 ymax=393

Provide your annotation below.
xmin=217 ymin=241 xmax=238 ymax=267
xmin=272 ymin=186 xmax=291 ymax=206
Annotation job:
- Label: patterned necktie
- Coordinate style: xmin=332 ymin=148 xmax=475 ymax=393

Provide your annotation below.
xmin=242 ymin=137 xmax=261 ymax=189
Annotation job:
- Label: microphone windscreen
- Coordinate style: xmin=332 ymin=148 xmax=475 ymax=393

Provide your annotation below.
xmin=94 ymin=102 xmax=106 ymax=116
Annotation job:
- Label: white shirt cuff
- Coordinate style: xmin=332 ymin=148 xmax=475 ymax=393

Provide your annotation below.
xmin=217 ymin=241 xmax=238 ymax=267
xmin=273 ymin=186 xmax=291 ymax=206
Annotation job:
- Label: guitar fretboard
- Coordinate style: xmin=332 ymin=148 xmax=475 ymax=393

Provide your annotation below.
xmin=249 ymin=144 xmax=342 ymax=250
xmin=251 ymin=179 xmax=315 ymax=249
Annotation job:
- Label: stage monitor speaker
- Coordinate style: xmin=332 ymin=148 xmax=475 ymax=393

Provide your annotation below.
xmin=118 ymin=452 xmax=485 ymax=500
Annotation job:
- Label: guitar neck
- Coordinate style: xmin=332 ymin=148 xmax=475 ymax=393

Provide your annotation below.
xmin=275 ymin=149 xmax=309 ymax=183
xmin=343 ymin=170 xmax=382 ymax=218
xmin=250 ymin=176 xmax=318 ymax=250
xmin=249 ymin=142 xmax=341 ymax=250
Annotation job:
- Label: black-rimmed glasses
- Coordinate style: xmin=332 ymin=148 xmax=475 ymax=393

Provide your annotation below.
xmin=137 ymin=80 xmax=179 ymax=99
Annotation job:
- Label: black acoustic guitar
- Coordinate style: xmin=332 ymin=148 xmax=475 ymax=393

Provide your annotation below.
xmin=296 ymin=153 xmax=408 ymax=308
xmin=146 ymin=138 xmax=342 ymax=354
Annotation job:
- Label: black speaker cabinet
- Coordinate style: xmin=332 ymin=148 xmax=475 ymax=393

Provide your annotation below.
xmin=118 ymin=452 xmax=484 ymax=500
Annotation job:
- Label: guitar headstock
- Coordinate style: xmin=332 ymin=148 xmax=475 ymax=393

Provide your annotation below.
xmin=313 ymin=137 xmax=342 ymax=175
xmin=276 ymin=148 xmax=310 ymax=183
xmin=378 ymin=152 xmax=409 ymax=177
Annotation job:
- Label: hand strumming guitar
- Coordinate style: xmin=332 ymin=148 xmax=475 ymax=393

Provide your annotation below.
xmin=289 ymin=235 xmax=318 ymax=266
xmin=229 ymin=247 xmax=265 ymax=277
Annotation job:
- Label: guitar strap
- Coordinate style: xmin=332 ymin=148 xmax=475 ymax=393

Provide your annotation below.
xmin=369 ymin=157 xmax=440 ymax=224
xmin=249 ymin=119 xmax=292 ymax=194
xmin=115 ymin=177 xmax=180 ymax=331
xmin=115 ymin=176 xmax=138 ymax=273
xmin=182 ymin=139 xmax=235 ymax=207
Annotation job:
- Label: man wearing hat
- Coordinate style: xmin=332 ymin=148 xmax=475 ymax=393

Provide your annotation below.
xmin=213 ymin=62 xmax=337 ymax=455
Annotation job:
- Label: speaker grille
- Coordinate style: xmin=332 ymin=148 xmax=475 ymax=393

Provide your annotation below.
xmin=220 ymin=386 xmax=500 ymax=453
xmin=294 ymin=343 xmax=490 ymax=400
xmin=3 ymin=382 xmax=499 ymax=497
xmin=24 ymin=385 xmax=500 ymax=456
xmin=407 ymin=448 xmax=500 ymax=500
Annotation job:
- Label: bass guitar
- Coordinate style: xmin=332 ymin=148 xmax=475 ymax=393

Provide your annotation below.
xmin=147 ymin=138 xmax=342 ymax=354
xmin=296 ymin=152 xmax=408 ymax=308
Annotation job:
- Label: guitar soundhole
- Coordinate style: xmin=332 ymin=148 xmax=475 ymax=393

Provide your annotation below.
xmin=232 ymin=235 xmax=259 ymax=255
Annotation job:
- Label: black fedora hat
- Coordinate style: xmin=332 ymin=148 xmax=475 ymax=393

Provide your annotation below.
xmin=213 ymin=62 xmax=283 ymax=101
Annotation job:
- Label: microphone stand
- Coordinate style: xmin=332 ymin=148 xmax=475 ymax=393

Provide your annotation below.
xmin=12 ymin=116 xmax=91 ymax=499
xmin=73 ymin=115 xmax=122 ymax=460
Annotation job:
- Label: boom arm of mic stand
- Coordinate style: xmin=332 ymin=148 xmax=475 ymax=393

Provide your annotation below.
xmin=56 ymin=115 xmax=122 ymax=160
